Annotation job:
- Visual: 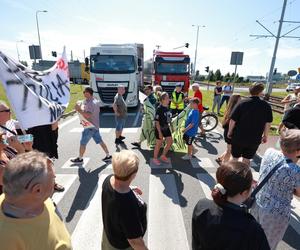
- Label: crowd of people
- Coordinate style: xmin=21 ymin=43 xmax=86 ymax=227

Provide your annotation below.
xmin=0 ymin=80 xmax=299 ymax=250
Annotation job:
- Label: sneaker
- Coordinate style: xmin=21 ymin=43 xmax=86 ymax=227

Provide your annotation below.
xmin=115 ymin=138 xmax=123 ymax=144
xmin=54 ymin=183 xmax=65 ymax=192
xmin=152 ymin=158 xmax=161 ymax=166
xmin=181 ymin=154 xmax=192 ymax=160
xmin=160 ymin=155 xmax=170 ymax=164
xmin=70 ymin=157 xmax=83 ymax=163
xmin=131 ymin=142 xmax=141 ymax=147
xmin=119 ymin=136 xmax=126 ymax=140
xmin=102 ymin=155 xmax=112 ymax=162
xmin=192 ymin=148 xmax=198 ymax=155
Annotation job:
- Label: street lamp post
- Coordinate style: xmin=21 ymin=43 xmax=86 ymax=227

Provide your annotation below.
xmin=192 ymin=25 xmax=205 ymax=75
xmin=16 ymin=40 xmax=24 ymax=61
xmin=36 ymin=10 xmax=47 ymax=60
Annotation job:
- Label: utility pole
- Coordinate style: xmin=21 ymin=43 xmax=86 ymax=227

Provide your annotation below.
xmin=36 ymin=10 xmax=47 ymax=60
xmin=266 ymin=0 xmax=287 ymax=95
xmin=250 ymin=0 xmax=300 ymax=96
xmin=192 ymin=25 xmax=205 ymax=75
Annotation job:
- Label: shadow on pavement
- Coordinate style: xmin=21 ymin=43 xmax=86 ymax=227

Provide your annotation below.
xmin=282 ymin=225 xmax=300 ymax=249
xmin=194 ymin=131 xmax=223 ymax=155
xmin=65 ymin=163 xmax=107 ymax=222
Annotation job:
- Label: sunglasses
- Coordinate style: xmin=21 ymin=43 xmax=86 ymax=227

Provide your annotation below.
xmin=0 ymin=109 xmax=10 ymax=113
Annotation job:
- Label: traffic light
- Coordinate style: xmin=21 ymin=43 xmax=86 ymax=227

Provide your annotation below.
xmin=51 ymin=51 xmax=57 ymax=57
xmin=185 ymin=43 xmax=189 ymax=48
xmin=274 ymin=68 xmax=277 ymax=75
xmin=205 ymin=66 xmax=209 ymax=73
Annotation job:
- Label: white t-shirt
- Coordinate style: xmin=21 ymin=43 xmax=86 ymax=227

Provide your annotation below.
xmin=283 ymin=93 xmax=298 ymax=111
xmin=222 ymin=85 xmax=232 ymax=97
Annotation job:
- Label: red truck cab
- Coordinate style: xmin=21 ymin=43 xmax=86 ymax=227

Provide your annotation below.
xmin=153 ymin=51 xmax=190 ymax=95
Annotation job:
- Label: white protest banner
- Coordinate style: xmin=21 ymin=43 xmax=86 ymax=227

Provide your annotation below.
xmin=0 ymin=48 xmax=70 ymax=129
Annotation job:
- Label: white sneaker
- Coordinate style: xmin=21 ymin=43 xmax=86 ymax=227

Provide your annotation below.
xmin=181 ymin=154 xmax=192 ymax=160
xmin=192 ymin=148 xmax=198 ymax=156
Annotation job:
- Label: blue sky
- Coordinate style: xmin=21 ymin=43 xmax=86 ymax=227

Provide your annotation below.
xmin=1 ymin=0 xmax=299 ymax=76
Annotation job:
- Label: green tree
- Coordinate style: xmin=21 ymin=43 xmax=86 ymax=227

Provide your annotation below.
xmin=215 ymin=69 xmax=222 ymax=81
xmin=208 ymin=70 xmax=215 ymax=81
xmin=224 ymin=72 xmax=231 ymax=82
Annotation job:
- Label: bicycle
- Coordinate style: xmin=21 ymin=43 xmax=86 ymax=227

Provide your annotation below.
xmin=200 ymin=107 xmax=219 ymax=132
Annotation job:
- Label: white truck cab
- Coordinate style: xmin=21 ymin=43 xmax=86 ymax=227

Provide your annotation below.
xmin=89 ymin=44 xmax=143 ymax=107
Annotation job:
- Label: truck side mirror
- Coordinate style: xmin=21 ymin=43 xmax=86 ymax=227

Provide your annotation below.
xmin=85 ymin=57 xmax=89 ymax=66
xmin=85 ymin=57 xmax=89 ymax=72
xmin=138 ymin=58 xmax=142 ymax=67
xmin=138 ymin=66 xmax=143 ymax=72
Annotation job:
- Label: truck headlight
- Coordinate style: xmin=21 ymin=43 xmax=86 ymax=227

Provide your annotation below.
xmin=128 ymin=95 xmax=137 ymax=103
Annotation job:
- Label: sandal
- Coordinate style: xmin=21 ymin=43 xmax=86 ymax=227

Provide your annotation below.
xmin=152 ymin=158 xmax=161 ymax=166
xmin=160 ymin=155 xmax=170 ymax=164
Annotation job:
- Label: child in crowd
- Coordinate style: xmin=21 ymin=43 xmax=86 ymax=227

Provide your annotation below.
xmin=153 ymin=92 xmax=173 ymax=165
xmin=182 ymin=98 xmax=200 ymax=160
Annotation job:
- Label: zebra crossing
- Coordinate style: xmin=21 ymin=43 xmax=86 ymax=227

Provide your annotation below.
xmin=53 ymin=156 xmax=300 ymax=250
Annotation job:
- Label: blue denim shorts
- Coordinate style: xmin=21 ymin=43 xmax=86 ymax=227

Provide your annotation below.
xmin=115 ymin=117 xmax=126 ymax=131
xmin=80 ymin=128 xmax=103 ymax=146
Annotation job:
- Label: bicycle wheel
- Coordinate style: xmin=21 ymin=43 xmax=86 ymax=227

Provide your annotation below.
xmin=200 ymin=113 xmax=218 ymax=132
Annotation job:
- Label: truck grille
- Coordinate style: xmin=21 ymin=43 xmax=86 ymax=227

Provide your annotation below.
xmin=161 ymin=86 xmax=176 ymax=96
xmin=97 ymin=87 xmax=128 ymax=104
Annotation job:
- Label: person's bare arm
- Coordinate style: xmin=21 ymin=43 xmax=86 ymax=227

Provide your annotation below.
xmin=281 ymin=95 xmax=292 ymax=104
xmin=227 ymin=119 xmax=236 ymax=139
xmin=294 ymin=187 xmax=300 ymax=197
xmin=183 ymin=123 xmax=194 ymax=133
xmin=127 ymin=237 xmax=148 ymax=250
xmin=75 ymin=104 xmax=91 ymax=119
xmin=112 ymin=102 xmax=120 ymax=116
xmin=262 ymin=123 xmax=271 ymax=143
xmin=155 ymin=121 xmax=163 ymax=139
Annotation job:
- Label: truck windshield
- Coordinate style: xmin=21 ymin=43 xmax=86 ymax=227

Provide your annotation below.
xmin=90 ymin=55 xmax=135 ymax=74
xmin=155 ymin=63 xmax=189 ymax=75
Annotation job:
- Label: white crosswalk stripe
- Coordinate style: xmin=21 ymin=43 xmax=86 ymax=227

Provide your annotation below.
xmin=69 ymin=128 xmax=111 ymax=133
xmin=52 ymin=174 xmax=77 ymax=205
xmin=148 ymin=174 xmax=189 ymax=250
xmin=53 ymin=156 xmax=299 ymax=249
xmin=71 ymin=174 xmax=108 ymax=250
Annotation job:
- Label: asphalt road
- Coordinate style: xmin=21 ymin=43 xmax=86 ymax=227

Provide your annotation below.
xmin=52 ymin=93 xmax=300 ymax=250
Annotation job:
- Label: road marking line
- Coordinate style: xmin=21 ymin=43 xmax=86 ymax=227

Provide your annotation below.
xmin=71 ymin=174 xmax=108 ymax=250
xmin=148 ymin=174 xmax=189 ymax=250
xmin=196 ymin=173 xmax=216 ymax=200
xmin=61 ymin=158 xmax=90 ymax=169
xmin=132 ymin=111 xmax=142 ymax=127
xmin=123 ymin=128 xmax=139 ymax=133
xmin=69 ymin=128 xmax=111 ymax=133
xmin=52 ymin=174 xmax=77 ymax=205
xmin=59 ymin=116 xmax=79 ymax=129
xmin=150 ymin=158 xmax=172 ymax=169
xmin=197 ymin=171 xmax=300 ymax=234
xmin=190 ymin=157 xmax=215 ymax=168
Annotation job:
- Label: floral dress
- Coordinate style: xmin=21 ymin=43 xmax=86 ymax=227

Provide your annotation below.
xmin=251 ymin=148 xmax=300 ymax=250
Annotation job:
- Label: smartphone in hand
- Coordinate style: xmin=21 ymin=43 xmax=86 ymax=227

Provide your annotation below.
xmin=17 ymin=134 xmax=34 ymax=143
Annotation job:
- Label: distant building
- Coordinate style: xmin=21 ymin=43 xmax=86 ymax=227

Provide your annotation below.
xmin=246 ymin=75 xmax=266 ymax=82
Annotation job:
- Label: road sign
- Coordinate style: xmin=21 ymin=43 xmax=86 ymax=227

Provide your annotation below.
xmin=230 ymin=51 xmax=244 ymax=65
xmin=29 ymin=45 xmax=41 ymax=60
xmin=288 ymin=70 xmax=297 ymax=77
